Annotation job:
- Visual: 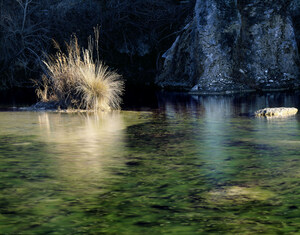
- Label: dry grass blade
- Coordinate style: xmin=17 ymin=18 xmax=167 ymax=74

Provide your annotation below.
xmin=35 ymin=28 xmax=124 ymax=111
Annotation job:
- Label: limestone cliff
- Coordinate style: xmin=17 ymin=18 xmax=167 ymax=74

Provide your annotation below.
xmin=157 ymin=0 xmax=300 ymax=92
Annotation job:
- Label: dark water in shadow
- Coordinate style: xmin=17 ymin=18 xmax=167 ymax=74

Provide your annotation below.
xmin=0 ymin=92 xmax=300 ymax=234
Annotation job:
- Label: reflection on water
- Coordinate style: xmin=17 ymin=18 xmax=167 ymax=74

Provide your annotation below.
xmin=2 ymin=112 xmax=126 ymax=183
xmin=0 ymin=92 xmax=300 ymax=234
xmin=157 ymin=91 xmax=300 ymax=117
xmin=37 ymin=112 xmax=128 ymax=185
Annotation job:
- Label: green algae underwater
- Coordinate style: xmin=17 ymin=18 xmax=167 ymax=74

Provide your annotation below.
xmin=0 ymin=93 xmax=300 ymax=234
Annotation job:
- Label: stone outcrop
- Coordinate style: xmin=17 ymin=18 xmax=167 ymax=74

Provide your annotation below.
xmin=157 ymin=0 xmax=300 ymax=92
xmin=255 ymin=107 xmax=298 ymax=117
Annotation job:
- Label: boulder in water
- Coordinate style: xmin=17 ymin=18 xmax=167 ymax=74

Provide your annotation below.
xmin=255 ymin=107 xmax=298 ymax=117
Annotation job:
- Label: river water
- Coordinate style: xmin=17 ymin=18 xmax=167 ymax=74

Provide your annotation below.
xmin=0 ymin=92 xmax=300 ymax=234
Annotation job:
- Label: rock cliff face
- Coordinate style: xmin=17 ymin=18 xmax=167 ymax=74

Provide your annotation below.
xmin=157 ymin=0 xmax=300 ymax=92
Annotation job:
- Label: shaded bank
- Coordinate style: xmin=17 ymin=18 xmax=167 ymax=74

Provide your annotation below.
xmin=1 ymin=89 xmax=300 ymax=115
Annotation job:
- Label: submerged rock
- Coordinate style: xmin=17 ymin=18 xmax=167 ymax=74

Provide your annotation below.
xmin=21 ymin=102 xmax=96 ymax=113
xmin=157 ymin=0 xmax=300 ymax=92
xmin=206 ymin=186 xmax=274 ymax=205
xmin=20 ymin=101 xmax=60 ymax=111
xmin=255 ymin=107 xmax=298 ymax=117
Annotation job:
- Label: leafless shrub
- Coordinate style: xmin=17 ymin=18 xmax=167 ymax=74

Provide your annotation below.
xmin=0 ymin=0 xmax=50 ymax=87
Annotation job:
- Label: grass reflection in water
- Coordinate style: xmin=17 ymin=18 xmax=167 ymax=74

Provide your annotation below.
xmin=0 ymin=93 xmax=300 ymax=234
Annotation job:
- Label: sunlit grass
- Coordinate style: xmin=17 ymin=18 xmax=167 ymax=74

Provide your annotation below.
xmin=35 ymin=28 xmax=124 ymax=111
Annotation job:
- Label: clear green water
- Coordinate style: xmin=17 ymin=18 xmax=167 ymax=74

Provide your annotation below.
xmin=1 ymin=93 xmax=300 ymax=234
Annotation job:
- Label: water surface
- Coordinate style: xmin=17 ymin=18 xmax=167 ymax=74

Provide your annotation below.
xmin=1 ymin=92 xmax=300 ymax=234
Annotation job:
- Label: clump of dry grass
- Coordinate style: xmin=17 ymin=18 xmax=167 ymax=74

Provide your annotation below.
xmin=35 ymin=28 xmax=123 ymax=111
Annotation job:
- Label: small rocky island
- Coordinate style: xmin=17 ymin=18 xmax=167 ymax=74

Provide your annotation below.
xmin=255 ymin=107 xmax=298 ymax=117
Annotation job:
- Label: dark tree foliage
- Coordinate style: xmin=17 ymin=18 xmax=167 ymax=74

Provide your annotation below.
xmin=0 ymin=0 xmax=195 ymax=88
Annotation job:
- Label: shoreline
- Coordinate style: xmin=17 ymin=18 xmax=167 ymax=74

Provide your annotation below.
xmin=188 ymin=88 xmax=298 ymax=95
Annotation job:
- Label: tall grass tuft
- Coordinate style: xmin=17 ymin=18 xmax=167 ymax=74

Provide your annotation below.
xmin=36 ymin=28 xmax=124 ymax=111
